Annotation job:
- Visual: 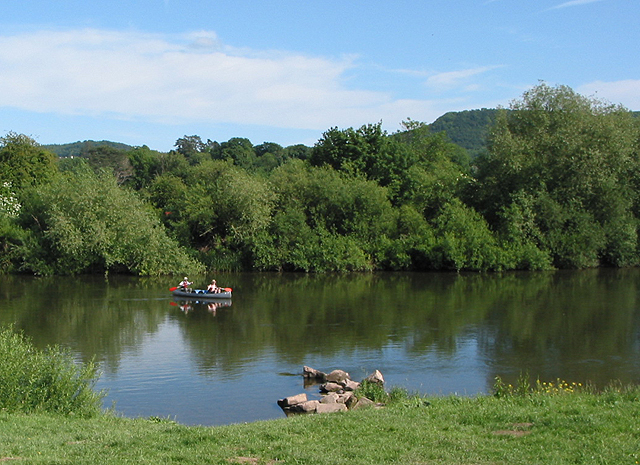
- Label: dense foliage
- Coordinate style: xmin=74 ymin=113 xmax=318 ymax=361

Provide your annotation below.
xmin=0 ymin=326 xmax=104 ymax=416
xmin=1 ymin=83 xmax=639 ymax=275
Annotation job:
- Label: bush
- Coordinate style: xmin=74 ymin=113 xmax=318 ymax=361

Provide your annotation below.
xmin=17 ymin=166 xmax=204 ymax=276
xmin=355 ymin=380 xmax=388 ymax=403
xmin=0 ymin=326 xmax=105 ymax=416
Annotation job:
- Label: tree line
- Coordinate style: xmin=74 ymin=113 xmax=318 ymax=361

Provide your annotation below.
xmin=1 ymin=83 xmax=639 ymax=275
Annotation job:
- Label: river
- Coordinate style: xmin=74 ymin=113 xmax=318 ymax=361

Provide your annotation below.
xmin=1 ymin=269 xmax=639 ymax=426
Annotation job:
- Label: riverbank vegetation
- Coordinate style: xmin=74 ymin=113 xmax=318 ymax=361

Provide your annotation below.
xmin=2 ymin=83 xmax=640 ymax=275
xmin=0 ymin=326 xmax=104 ymax=417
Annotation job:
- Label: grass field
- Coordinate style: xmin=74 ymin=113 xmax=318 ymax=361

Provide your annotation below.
xmin=1 ymin=383 xmax=639 ymax=464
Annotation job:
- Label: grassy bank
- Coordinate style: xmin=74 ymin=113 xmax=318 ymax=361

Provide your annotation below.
xmin=1 ymin=326 xmax=639 ymax=464
xmin=1 ymin=385 xmax=639 ymax=464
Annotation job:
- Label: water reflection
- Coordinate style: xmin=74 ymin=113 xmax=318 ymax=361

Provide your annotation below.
xmin=172 ymin=299 xmax=232 ymax=316
xmin=0 ymin=270 xmax=639 ymax=425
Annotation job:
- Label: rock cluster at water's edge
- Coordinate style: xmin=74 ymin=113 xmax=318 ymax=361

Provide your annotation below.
xmin=277 ymin=366 xmax=385 ymax=415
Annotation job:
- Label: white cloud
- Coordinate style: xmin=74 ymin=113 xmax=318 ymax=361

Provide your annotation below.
xmin=0 ymin=28 xmax=463 ymax=132
xmin=424 ymin=66 xmax=503 ymax=92
xmin=548 ymin=0 xmax=604 ymax=10
xmin=577 ymin=80 xmax=640 ymax=110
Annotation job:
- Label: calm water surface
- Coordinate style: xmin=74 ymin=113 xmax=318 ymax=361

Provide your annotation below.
xmin=1 ymin=270 xmax=639 ymax=426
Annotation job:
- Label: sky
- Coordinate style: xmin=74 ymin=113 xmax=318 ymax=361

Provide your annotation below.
xmin=1 ymin=0 xmax=638 ymax=152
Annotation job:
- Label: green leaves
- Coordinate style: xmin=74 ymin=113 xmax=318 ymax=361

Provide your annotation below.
xmin=0 ymin=326 xmax=104 ymax=416
xmin=0 ymin=132 xmax=58 ymax=189
xmin=475 ymin=83 xmax=640 ymax=269
xmin=18 ymin=166 xmax=203 ymax=276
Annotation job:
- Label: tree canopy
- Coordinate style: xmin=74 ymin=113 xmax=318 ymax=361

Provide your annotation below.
xmin=1 ymin=83 xmax=639 ymax=275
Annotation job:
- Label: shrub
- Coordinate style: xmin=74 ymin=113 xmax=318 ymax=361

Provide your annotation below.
xmin=0 ymin=326 xmax=105 ymax=416
xmin=355 ymin=380 xmax=388 ymax=403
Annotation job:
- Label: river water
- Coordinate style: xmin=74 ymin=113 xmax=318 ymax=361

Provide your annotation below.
xmin=1 ymin=270 xmax=639 ymax=426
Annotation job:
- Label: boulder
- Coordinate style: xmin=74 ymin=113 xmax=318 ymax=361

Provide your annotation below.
xmin=293 ymin=400 xmax=320 ymax=413
xmin=343 ymin=379 xmax=360 ymax=391
xmin=316 ymin=403 xmax=347 ymax=414
xmin=277 ymin=393 xmax=307 ymax=408
xmin=326 ymin=369 xmax=350 ymax=384
xmin=320 ymin=382 xmax=343 ymax=393
xmin=364 ymin=370 xmax=385 ymax=386
xmin=349 ymin=397 xmax=376 ymax=410
xmin=303 ymin=366 xmax=327 ymax=382
xmin=319 ymin=392 xmax=340 ymax=404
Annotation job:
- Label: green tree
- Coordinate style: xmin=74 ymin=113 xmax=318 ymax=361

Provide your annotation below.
xmin=0 ymin=132 xmax=58 ymax=189
xmin=215 ymin=138 xmax=257 ymax=171
xmin=474 ymin=83 xmax=640 ymax=268
xmin=17 ymin=166 xmax=203 ymax=276
xmin=85 ymin=145 xmax=132 ymax=184
xmin=174 ymin=135 xmax=212 ymax=165
xmin=128 ymin=145 xmax=162 ymax=190
xmin=283 ymin=144 xmax=312 ymax=161
xmin=147 ymin=173 xmax=190 ymax=244
xmin=0 ymin=182 xmax=26 ymax=272
xmin=310 ymin=123 xmax=393 ymax=181
xmin=258 ymin=160 xmax=394 ymax=271
xmin=430 ymin=199 xmax=502 ymax=271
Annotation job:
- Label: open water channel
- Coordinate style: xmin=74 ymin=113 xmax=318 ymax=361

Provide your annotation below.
xmin=1 ymin=270 xmax=639 ymax=426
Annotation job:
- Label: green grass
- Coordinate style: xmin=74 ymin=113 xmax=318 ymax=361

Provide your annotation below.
xmin=1 ymin=386 xmax=639 ymax=464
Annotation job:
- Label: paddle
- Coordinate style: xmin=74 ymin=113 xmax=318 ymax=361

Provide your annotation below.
xmin=169 ymin=286 xmax=178 ymax=291
xmin=223 ymin=287 xmax=233 ymax=292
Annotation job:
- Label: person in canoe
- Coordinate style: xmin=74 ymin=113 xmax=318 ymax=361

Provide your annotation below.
xmin=179 ymin=277 xmax=192 ymax=292
xmin=207 ymin=279 xmax=220 ymax=293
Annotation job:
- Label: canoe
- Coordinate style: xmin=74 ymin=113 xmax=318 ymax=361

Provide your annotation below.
xmin=172 ymin=289 xmax=232 ymax=299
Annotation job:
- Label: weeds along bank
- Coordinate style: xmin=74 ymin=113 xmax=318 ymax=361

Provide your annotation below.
xmin=1 ymin=325 xmax=639 ymax=464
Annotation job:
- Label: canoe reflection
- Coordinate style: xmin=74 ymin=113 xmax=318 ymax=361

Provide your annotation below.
xmin=172 ymin=299 xmax=232 ymax=315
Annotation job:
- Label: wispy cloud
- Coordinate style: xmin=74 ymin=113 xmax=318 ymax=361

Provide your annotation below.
xmin=548 ymin=0 xmax=604 ymax=10
xmin=425 ymin=66 xmax=504 ymax=91
xmin=577 ymin=79 xmax=640 ymax=110
xmin=0 ymin=28 xmax=482 ymax=132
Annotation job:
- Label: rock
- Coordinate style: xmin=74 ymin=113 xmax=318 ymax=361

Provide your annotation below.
xmin=277 ymin=393 xmax=307 ymax=408
xmin=343 ymin=379 xmax=360 ymax=391
xmin=316 ymin=403 xmax=347 ymax=414
xmin=350 ymin=397 xmax=376 ymax=410
xmin=293 ymin=400 xmax=320 ymax=413
xmin=319 ymin=392 xmax=340 ymax=404
xmin=279 ymin=367 xmax=386 ymax=417
xmin=303 ymin=366 xmax=327 ymax=382
xmin=326 ymin=369 xmax=350 ymax=384
xmin=320 ymin=382 xmax=343 ymax=393
xmin=337 ymin=391 xmax=354 ymax=404
xmin=364 ymin=370 xmax=385 ymax=386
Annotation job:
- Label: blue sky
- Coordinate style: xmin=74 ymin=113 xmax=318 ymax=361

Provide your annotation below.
xmin=1 ymin=0 xmax=638 ymax=152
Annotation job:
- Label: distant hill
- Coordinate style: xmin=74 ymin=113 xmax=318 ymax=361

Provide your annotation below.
xmin=41 ymin=109 xmax=637 ymax=160
xmin=43 ymin=140 xmax=133 ymax=158
xmin=431 ymin=109 xmax=639 ymax=158
xmin=429 ymin=108 xmax=500 ymax=158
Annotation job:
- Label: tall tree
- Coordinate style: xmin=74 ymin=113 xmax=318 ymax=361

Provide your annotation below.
xmin=474 ymin=83 xmax=640 ymax=268
xmin=0 ymin=132 xmax=58 ymax=189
